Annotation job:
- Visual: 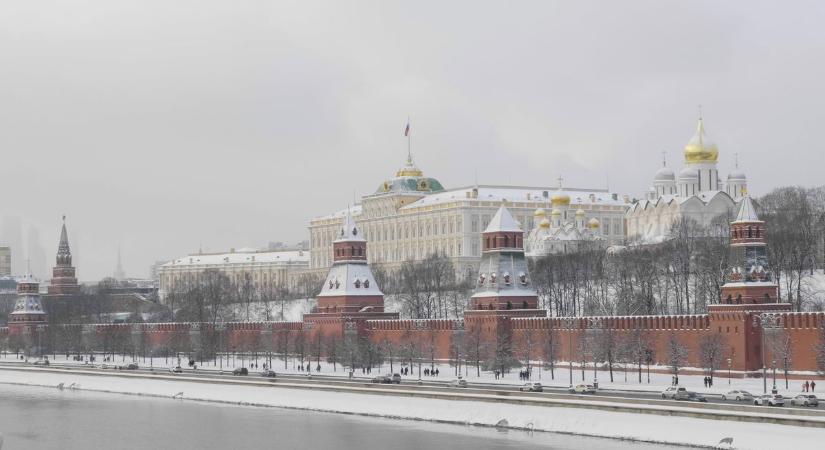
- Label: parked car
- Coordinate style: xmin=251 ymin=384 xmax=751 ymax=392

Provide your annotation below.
xmin=32 ymin=360 xmax=50 ymax=366
xmin=260 ymin=370 xmax=277 ymax=378
xmin=571 ymin=384 xmax=596 ymax=394
xmin=519 ymin=382 xmax=543 ymax=392
xmin=232 ymin=367 xmax=249 ymax=376
xmin=126 ymin=363 xmax=139 ymax=370
xmin=391 ymin=373 xmax=402 ymax=384
xmin=661 ymin=386 xmax=687 ymax=399
xmin=721 ymin=390 xmax=753 ymax=401
xmin=170 ymin=366 xmax=183 ymax=373
xmin=449 ymin=378 xmax=468 ymax=388
xmin=681 ymin=392 xmax=708 ymax=403
xmin=754 ymin=394 xmax=784 ymax=406
xmin=790 ymin=394 xmax=819 ymax=407
xmin=371 ymin=374 xmax=392 ymax=384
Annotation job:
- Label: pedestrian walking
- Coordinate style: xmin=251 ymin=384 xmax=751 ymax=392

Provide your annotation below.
xmin=812 ymin=380 xmax=817 ymax=392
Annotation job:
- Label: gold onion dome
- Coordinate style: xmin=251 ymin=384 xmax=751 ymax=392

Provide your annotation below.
xmin=587 ymin=217 xmax=600 ymax=229
xmin=575 ymin=208 xmax=586 ymax=217
xmin=550 ymin=190 xmax=570 ymax=207
xmin=539 ymin=218 xmax=551 ymax=228
xmin=684 ymin=118 xmax=719 ymax=163
xmin=550 ymin=208 xmax=562 ymax=216
xmin=533 ymin=208 xmax=546 ymax=217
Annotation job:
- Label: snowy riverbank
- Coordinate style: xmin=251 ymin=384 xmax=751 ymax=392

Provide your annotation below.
xmin=0 ymin=367 xmax=823 ymax=449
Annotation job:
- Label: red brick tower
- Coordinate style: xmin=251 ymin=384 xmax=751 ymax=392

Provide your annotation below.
xmin=468 ymin=205 xmax=544 ymax=314
xmin=47 ymin=216 xmax=80 ymax=296
xmin=303 ymin=208 xmax=398 ymax=337
xmin=718 ymin=196 xmax=782 ymax=307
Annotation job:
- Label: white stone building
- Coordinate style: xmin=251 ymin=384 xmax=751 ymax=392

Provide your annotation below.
xmin=626 ymin=118 xmax=746 ymax=242
xmin=158 ymin=248 xmax=309 ymax=301
xmin=309 ymin=156 xmax=630 ymax=275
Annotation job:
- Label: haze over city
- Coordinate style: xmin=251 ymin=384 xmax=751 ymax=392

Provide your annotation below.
xmin=2 ymin=0 xmax=824 ymax=280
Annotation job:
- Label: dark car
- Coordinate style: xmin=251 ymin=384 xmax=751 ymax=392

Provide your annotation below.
xmin=391 ymin=373 xmax=402 ymax=384
xmin=126 ymin=363 xmax=139 ymax=370
xmin=681 ymin=392 xmax=708 ymax=403
xmin=260 ymin=370 xmax=277 ymax=378
xmin=371 ymin=375 xmax=392 ymax=384
xmin=233 ymin=367 xmax=249 ymax=376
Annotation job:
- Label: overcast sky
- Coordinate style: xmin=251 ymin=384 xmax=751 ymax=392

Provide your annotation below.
xmin=1 ymin=0 xmax=824 ymax=280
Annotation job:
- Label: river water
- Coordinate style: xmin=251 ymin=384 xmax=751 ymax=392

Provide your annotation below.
xmin=0 ymin=384 xmax=680 ymax=449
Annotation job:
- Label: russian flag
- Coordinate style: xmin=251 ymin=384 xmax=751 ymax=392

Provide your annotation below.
xmin=404 ymin=121 xmax=410 ymax=137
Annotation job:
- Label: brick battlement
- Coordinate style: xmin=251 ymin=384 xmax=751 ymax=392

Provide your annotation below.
xmin=365 ymin=318 xmax=462 ymax=331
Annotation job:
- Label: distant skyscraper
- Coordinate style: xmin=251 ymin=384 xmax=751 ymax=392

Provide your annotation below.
xmin=2 ymin=216 xmax=24 ymax=276
xmin=26 ymin=225 xmax=47 ymax=281
xmin=113 ymin=246 xmax=126 ymax=281
xmin=0 ymin=247 xmax=11 ymax=276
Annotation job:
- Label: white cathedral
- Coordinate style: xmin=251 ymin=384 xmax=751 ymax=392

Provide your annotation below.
xmin=625 ymin=118 xmax=748 ymax=242
xmin=524 ymin=183 xmax=605 ymax=258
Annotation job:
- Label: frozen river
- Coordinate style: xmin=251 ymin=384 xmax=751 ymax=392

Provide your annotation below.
xmin=0 ymin=383 xmax=681 ymax=450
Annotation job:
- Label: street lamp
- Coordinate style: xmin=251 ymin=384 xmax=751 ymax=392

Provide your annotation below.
xmin=215 ymin=323 xmax=226 ymax=372
xmin=587 ymin=317 xmax=604 ymax=389
xmin=560 ymin=317 xmax=577 ymax=389
xmin=752 ymin=313 xmax=782 ymax=395
xmin=727 ymin=358 xmax=732 ymax=385
xmin=772 ymin=360 xmax=777 ymax=394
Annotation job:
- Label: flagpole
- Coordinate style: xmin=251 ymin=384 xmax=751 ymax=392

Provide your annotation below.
xmin=407 ymin=117 xmax=411 ymax=162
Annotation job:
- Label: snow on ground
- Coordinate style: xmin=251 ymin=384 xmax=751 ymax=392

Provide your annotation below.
xmin=0 ymin=367 xmax=821 ymax=450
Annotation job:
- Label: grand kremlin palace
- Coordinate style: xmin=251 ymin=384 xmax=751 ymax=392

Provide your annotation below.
xmin=307 ymin=155 xmax=630 ymax=275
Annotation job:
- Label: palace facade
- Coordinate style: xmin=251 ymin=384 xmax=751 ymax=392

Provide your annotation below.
xmin=309 ymin=156 xmax=630 ymax=274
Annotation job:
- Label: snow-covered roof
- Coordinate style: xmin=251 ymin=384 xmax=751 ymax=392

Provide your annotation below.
xmin=401 ymin=185 xmax=627 ymax=209
xmin=312 ymin=204 xmax=364 ymax=222
xmin=627 ymin=190 xmax=734 ymax=215
xmin=484 ymin=206 xmax=522 ymax=233
xmin=317 ymin=262 xmax=383 ymax=297
xmin=163 ymin=249 xmax=309 ymax=267
xmin=733 ymin=196 xmax=760 ymax=222
xmin=334 ymin=208 xmax=365 ymax=243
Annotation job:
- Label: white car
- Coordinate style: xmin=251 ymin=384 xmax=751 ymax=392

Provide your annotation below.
xmin=449 ymin=378 xmax=468 ymax=388
xmin=661 ymin=386 xmax=687 ymax=399
xmin=790 ymin=394 xmax=819 ymax=407
xmin=721 ymin=390 xmax=753 ymax=401
xmin=571 ymin=383 xmax=596 ymax=394
xmin=519 ymin=382 xmax=543 ymax=392
xmin=754 ymin=394 xmax=784 ymax=406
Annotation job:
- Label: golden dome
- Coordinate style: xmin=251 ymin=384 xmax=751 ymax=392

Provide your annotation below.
xmin=533 ymin=208 xmax=546 ymax=217
xmin=539 ymin=218 xmax=551 ymax=229
xmin=575 ymin=209 xmax=586 ymax=217
xmin=587 ymin=218 xmax=600 ymax=229
xmin=684 ymin=118 xmax=719 ymax=163
xmin=395 ymin=155 xmax=424 ymax=177
xmin=550 ymin=208 xmax=562 ymax=216
xmin=550 ymin=190 xmax=570 ymax=207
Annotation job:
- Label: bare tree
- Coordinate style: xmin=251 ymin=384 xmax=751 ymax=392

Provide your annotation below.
xmin=666 ymin=334 xmax=689 ymax=385
xmin=699 ymin=333 xmax=725 ymax=383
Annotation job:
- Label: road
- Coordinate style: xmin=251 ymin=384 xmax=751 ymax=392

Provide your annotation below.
xmin=3 ymin=359 xmax=823 ymax=417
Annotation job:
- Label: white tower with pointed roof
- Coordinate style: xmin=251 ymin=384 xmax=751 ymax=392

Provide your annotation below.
xmin=313 ymin=208 xmax=389 ymax=316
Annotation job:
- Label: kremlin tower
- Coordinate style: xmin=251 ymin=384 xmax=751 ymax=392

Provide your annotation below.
xmin=467 ymin=204 xmax=544 ymax=316
xmin=305 ymin=207 xmax=398 ymax=326
xmin=47 ymin=216 xmax=80 ymax=296
xmin=716 ymin=196 xmax=784 ymax=309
